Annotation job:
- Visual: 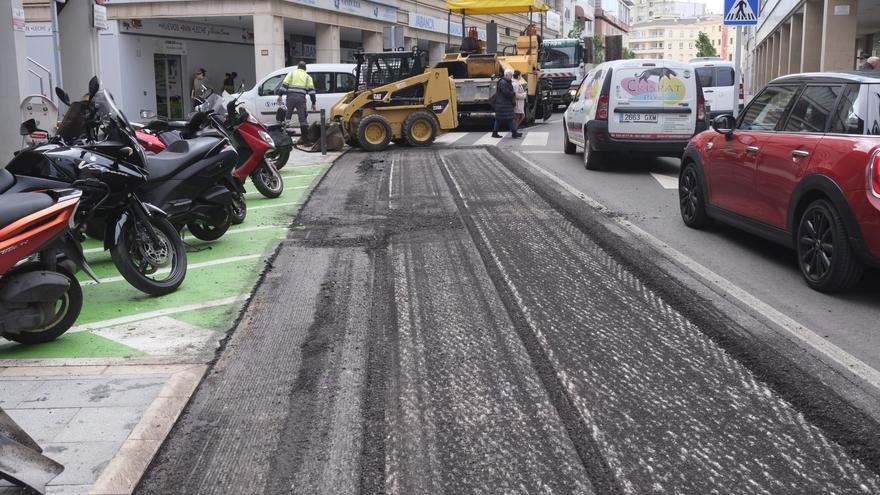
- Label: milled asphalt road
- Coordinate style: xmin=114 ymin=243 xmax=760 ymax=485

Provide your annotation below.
xmin=136 ymin=147 xmax=880 ymax=494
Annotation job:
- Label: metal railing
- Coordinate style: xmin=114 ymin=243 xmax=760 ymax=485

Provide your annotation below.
xmin=26 ymin=57 xmax=54 ymax=102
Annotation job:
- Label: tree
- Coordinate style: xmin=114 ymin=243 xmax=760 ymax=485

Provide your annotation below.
xmin=568 ymin=18 xmax=584 ymax=39
xmin=592 ymin=35 xmax=605 ymax=64
xmin=695 ymin=31 xmax=717 ymax=58
xmin=622 ymin=47 xmax=636 ymax=59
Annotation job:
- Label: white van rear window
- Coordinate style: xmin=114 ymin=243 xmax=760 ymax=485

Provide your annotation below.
xmin=696 ymin=67 xmax=734 ymax=87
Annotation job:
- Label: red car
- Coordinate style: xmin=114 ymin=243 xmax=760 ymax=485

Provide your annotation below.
xmin=680 ymin=72 xmax=880 ymax=292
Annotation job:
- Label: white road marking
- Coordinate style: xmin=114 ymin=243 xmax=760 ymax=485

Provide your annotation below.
xmin=83 ymin=254 xmax=264 ymax=285
xmin=512 ymin=151 xmax=880 ymax=390
xmin=246 ymin=186 xmax=308 ymax=197
xmin=650 ymin=172 xmax=679 ymax=190
xmin=434 ymin=132 xmax=468 ymax=145
xmin=280 ymin=172 xmax=322 ymax=178
xmin=521 ymin=132 xmax=549 ymax=147
xmin=248 ymin=201 xmax=301 ymax=211
xmin=70 ymin=294 xmax=249 ymax=332
xmin=473 ymin=132 xmax=502 ymax=146
xmin=388 ymin=157 xmax=396 ymax=209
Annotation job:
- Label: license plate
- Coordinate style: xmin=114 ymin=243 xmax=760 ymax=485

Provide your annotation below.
xmin=619 ymin=113 xmax=658 ymax=123
xmin=551 ymin=90 xmax=563 ymax=96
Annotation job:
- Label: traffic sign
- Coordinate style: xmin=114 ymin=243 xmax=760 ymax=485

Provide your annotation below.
xmin=724 ymin=0 xmax=758 ymax=25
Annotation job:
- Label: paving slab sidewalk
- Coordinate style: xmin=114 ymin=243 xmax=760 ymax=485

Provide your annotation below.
xmin=0 ymin=150 xmax=340 ymax=494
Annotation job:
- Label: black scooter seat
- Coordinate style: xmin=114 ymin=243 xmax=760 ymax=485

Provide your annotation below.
xmin=0 ymin=193 xmax=54 ymax=230
xmin=0 ymin=169 xmax=15 ymax=194
xmin=146 ymin=137 xmax=219 ymax=180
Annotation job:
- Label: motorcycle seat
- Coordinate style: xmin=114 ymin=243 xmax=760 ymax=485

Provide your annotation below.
xmin=145 ymin=137 xmax=219 ymax=180
xmin=0 ymin=193 xmax=54 ymax=230
xmin=0 ymin=169 xmax=14 ymax=194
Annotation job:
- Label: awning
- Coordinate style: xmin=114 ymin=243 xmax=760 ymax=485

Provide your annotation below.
xmin=445 ymin=0 xmax=549 ymax=15
xmin=574 ymin=0 xmax=593 ymax=20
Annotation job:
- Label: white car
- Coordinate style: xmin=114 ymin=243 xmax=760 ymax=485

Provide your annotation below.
xmin=562 ymin=58 xmax=708 ymax=169
xmin=690 ymin=59 xmax=743 ymax=119
xmin=236 ymin=63 xmax=357 ymax=125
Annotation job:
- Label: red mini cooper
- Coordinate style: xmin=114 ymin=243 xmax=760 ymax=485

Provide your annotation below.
xmin=679 ymin=72 xmax=880 ymax=292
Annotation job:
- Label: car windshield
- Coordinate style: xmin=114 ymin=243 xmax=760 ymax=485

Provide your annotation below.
xmin=543 ymin=45 xmax=579 ymax=69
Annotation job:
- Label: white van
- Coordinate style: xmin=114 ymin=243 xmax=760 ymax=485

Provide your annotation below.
xmin=563 ymin=59 xmax=708 ymax=169
xmin=236 ymin=63 xmax=357 ymax=126
xmin=690 ymin=59 xmax=742 ymax=118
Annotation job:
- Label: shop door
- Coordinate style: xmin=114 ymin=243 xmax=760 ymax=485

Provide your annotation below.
xmin=154 ymin=54 xmax=184 ymax=119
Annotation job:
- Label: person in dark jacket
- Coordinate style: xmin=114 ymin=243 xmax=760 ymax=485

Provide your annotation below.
xmin=492 ymin=69 xmax=521 ymax=139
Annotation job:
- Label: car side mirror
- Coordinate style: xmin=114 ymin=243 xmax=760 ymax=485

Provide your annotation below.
xmin=55 ymin=87 xmax=71 ymax=106
xmin=711 ymin=114 xmax=736 ymax=138
xmin=20 ymin=119 xmax=37 ymax=136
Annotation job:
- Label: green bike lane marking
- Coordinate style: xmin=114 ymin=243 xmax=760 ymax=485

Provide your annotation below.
xmin=0 ymin=163 xmax=331 ymax=361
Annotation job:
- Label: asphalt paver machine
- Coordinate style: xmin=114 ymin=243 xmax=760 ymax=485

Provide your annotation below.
xmin=436 ymin=0 xmax=554 ymax=125
xmin=331 ymin=49 xmax=458 ymax=152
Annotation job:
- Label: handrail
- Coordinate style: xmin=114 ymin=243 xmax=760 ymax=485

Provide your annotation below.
xmin=26 ymin=57 xmax=54 ymax=100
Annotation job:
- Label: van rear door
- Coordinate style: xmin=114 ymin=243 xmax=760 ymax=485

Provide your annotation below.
xmin=608 ymin=61 xmax=696 ymax=140
xmin=696 ymin=65 xmax=736 ymax=115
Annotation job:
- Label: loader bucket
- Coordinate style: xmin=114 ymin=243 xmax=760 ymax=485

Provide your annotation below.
xmin=0 ymin=407 xmax=64 ymax=494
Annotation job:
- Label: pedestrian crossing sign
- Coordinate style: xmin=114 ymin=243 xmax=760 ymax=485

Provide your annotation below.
xmin=724 ymin=0 xmax=758 ymax=25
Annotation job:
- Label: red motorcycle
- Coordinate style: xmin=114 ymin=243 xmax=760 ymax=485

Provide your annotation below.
xmin=137 ymin=91 xmax=285 ymax=199
xmin=0 ymin=188 xmax=91 ymax=344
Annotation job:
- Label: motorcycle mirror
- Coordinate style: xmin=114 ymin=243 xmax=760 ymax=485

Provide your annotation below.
xmin=119 ymin=147 xmax=134 ymax=157
xmin=55 ymin=87 xmax=71 ymax=106
xmin=19 ymin=119 xmax=37 ymax=136
xmin=140 ymin=109 xmax=157 ymax=120
xmin=88 ymin=76 xmax=100 ymax=98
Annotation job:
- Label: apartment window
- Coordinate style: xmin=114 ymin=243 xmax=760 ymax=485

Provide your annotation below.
xmin=712 ymin=39 xmax=716 ymax=46
xmin=689 ymin=42 xmax=693 ymax=49
xmin=730 ymin=37 xmax=734 ymax=45
xmin=679 ymin=42 xmax=683 ymax=49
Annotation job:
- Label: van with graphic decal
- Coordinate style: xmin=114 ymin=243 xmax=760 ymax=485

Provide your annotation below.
xmin=563 ymin=59 xmax=708 ymax=170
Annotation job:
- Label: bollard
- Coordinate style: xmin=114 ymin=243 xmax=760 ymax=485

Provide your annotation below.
xmin=319 ymin=109 xmax=327 ymax=156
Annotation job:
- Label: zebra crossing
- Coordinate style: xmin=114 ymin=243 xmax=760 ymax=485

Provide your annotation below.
xmin=434 ymin=130 xmax=554 ymax=148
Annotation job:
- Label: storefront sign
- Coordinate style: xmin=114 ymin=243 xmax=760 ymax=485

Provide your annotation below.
xmin=284 ymin=0 xmax=398 ymax=23
xmin=119 ymin=18 xmax=255 ymax=45
xmin=546 ymin=10 xmax=561 ymax=31
xmin=408 ymin=12 xmax=486 ymax=40
xmin=162 ymin=39 xmax=187 ymax=55
xmin=93 ymin=4 xmax=109 ymax=30
xmin=11 ymin=7 xmax=25 ymax=31
xmin=303 ymin=44 xmax=316 ymax=59
xmin=25 ymin=21 xmax=53 ymax=36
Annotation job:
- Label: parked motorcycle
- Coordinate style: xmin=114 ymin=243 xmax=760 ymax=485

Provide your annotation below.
xmin=5 ymin=77 xmax=187 ymax=296
xmin=0 ymin=189 xmax=89 ymax=344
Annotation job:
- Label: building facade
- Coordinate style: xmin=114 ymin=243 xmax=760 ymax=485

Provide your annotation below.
xmin=594 ymin=0 xmax=632 ymax=40
xmin=628 ymin=15 xmax=732 ymax=62
xmin=631 ymin=0 xmax=705 ymax=23
xmin=744 ymin=0 xmax=880 ymax=95
xmin=22 ymin=0 xmax=562 ymax=120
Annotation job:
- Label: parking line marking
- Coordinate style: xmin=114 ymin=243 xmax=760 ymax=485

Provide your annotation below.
xmin=522 ymin=132 xmax=549 ymax=147
xmin=70 ymin=295 xmax=249 ymax=332
xmin=82 ymin=226 xmax=286 ymax=254
xmin=248 ymin=202 xmax=301 ymax=211
xmin=83 ymin=254 xmax=264 ymax=285
xmin=512 ymin=151 xmax=880 ymax=390
xmin=246 ymin=186 xmax=308 ymax=197
xmin=650 ymin=172 xmax=679 ymax=190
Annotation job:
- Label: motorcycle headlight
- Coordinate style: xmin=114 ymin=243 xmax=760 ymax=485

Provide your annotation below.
xmin=258 ymin=130 xmax=275 ymax=147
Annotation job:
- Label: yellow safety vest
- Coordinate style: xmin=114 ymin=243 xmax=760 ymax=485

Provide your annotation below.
xmin=281 ymin=69 xmax=315 ymax=95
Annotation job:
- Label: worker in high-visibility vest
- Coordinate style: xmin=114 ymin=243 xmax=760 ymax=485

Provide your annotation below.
xmin=276 ymin=61 xmax=317 ymax=142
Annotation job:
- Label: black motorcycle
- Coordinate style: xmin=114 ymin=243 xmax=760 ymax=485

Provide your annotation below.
xmin=4 ymin=77 xmax=187 ymax=296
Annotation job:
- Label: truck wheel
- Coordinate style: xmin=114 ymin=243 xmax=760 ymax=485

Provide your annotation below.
xmin=357 ymin=115 xmax=392 ymax=152
xmin=403 ymin=111 xmax=438 ymax=147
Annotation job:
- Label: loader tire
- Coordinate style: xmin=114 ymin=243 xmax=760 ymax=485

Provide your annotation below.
xmin=356 ymin=115 xmax=392 ymax=152
xmin=402 ymin=111 xmax=438 ymax=147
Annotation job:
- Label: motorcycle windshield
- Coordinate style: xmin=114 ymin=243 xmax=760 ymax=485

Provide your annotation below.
xmin=92 ymin=90 xmax=147 ymax=166
xmin=56 ymin=101 xmax=89 ymax=143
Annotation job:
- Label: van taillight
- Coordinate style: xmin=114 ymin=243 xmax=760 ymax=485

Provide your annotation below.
xmin=738 ymin=82 xmax=744 ymax=101
xmin=697 ymin=94 xmax=706 ymax=122
xmin=597 ymin=94 xmax=609 ymax=121
xmin=870 ymin=150 xmax=880 ymax=199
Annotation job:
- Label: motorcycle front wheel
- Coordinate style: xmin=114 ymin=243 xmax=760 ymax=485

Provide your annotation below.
xmin=250 ymin=161 xmax=284 ymax=199
xmin=265 ymin=148 xmax=290 ymax=170
xmin=3 ymin=267 xmax=82 ymax=345
xmin=111 ymin=215 xmax=187 ymax=296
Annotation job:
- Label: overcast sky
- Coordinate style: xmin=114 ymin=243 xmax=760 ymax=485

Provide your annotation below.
xmin=703 ymin=0 xmax=726 ymax=15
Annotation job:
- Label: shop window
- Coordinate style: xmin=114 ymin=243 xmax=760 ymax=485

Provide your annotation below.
xmin=258 ymin=74 xmax=285 ymax=96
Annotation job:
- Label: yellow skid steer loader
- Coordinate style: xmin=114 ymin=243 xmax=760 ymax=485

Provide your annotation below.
xmin=331 ymin=49 xmax=458 ymax=152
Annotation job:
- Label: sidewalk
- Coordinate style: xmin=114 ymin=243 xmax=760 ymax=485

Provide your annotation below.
xmin=0 ymin=150 xmax=340 ymax=494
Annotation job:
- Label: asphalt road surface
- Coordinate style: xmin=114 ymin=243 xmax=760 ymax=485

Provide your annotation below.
xmin=137 ymin=140 xmax=880 ymax=494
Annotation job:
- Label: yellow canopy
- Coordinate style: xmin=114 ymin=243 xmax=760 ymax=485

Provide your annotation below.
xmin=445 ymin=0 xmax=549 ymax=15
